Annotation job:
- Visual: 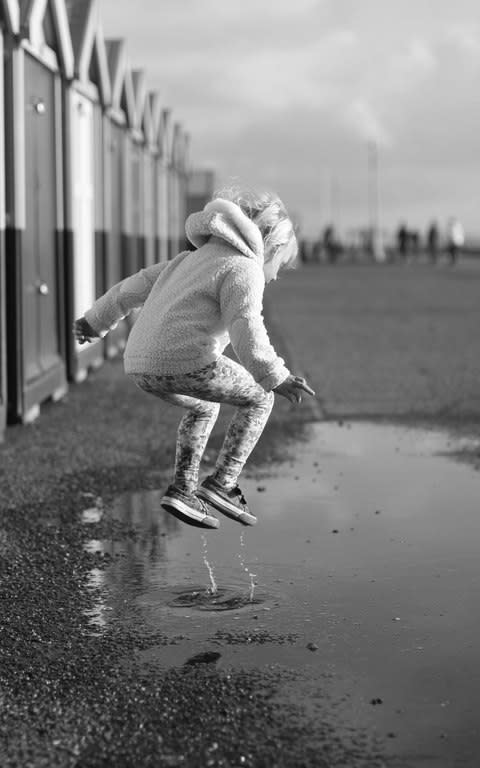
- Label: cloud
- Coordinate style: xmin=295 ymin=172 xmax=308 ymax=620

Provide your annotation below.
xmin=390 ymin=39 xmax=437 ymax=89
xmin=346 ymin=98 xmax=392 ymax=147
xmin=445 ymin=23 xmax=480 ymax=55
xmin=133 ymin=25 xmax=359 ymax=140
xmin=99 ymin=0 xmax=480 ymax=236
xmin=101 ymin=0 xmax=330 ymax=65
xmin=215 ymin=28 xmax=357 ymax=112
xmin=443 ymin=23 xmax=480 ymax=72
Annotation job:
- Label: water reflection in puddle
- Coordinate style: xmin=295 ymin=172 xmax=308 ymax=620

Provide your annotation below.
xmin=81 ymin=507 xmax=103 ymax=524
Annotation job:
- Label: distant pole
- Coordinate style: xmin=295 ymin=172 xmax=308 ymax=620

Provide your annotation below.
xmin=324 ymin=170 xmax=340 ymax=231
xmin=367 ymin=140 xmax=385 ymax=262
xmin=330 ymin=173 xmax=336 ymax=227
xmin=322 ymin=169 xmax=332 ymax=228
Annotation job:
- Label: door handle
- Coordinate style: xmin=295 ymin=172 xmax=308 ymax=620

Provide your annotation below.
xmin=34 ymin=99 xmax=46 ymax=115
xmin=37 ymin=282 xmax=49 ymax=296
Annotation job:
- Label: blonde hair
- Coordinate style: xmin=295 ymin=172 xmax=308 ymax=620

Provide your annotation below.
xmin=213 ymin=184 xmax=298 ymax=268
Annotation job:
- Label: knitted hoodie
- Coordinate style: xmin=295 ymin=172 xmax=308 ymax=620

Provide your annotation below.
xmin=84 ymin=199 xmax=290 ymax=391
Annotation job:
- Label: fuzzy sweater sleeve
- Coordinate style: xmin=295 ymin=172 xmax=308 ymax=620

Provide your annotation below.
xmin=84 ymin=262 xmax=167 ymax=336
xmin=219 ymin=261 xmax=290 ymax=391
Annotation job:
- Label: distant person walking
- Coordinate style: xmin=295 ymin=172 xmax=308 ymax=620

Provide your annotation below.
xmin=396 ymin=222 xmax=409 ymax=261
xmin=447 ymin=217 xmax=465 ymax=265
xmin=426 ymin=221 xmax=440 ymax=263
xmin=323 ymin=224 xmax=337 ymax=263
xmin=74 ymin=187 xmax=315 ymax=529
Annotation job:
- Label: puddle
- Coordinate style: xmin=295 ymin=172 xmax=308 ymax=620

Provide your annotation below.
xmin=80 ymin=421 xmax=480 ymax=765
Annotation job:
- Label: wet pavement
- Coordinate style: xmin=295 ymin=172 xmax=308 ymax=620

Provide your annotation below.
xmin=71 ymin=421 xmax=480 ymax=766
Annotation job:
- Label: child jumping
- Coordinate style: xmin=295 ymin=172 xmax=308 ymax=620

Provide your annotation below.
xmin=74 ymin=188 xmax=315 ymax=529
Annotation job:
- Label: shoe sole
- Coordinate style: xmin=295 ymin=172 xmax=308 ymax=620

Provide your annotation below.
xmin=197 ymin=487 xmax=257 ymax=526
xmin=161 ymin=495 xmax=219 ymax=529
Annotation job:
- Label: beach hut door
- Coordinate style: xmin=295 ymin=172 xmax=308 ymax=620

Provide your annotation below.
xmin=71 ymin=92 xmax=95 ymax=331
xmin=23 ymin=58 xmax=64 ymax=396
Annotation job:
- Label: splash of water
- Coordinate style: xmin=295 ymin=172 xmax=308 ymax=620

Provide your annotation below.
xmin=201 ymin=534 xmax=217 ymax=595
xmin=238 ymin=531 xmax=257 ymax=602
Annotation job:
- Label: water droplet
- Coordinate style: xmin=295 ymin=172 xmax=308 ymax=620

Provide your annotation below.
xmin=201 ymin=534 xmax=217 ymax=594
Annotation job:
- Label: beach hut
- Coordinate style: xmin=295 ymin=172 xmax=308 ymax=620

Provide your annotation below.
xmin=186 ymin=169 xmax=216 ymax=219
xmin=181 ymin=131 xmax=191 ymax=242
xmin=160 ymin=108 xmax=177 ymax=259
xmin=0 ymin=0 xmax=19 ymax=439
xmin=129 ymin=68 xmax=146 ymax=274
xmin=0 ymin=0 xmax=18 ymax=33
xmin=4 ymin=0 xmax=73 ymax=423
xmin=167 ymin=117 xmax=181 ymax=260
xmin=103 ymin=37 xmax=134 ymax=356
xmin=156 ymin=108 xmax=170 ymax=262
xmin=172 ymin=124 xmax=190 ymax=252
xmin=65 ymin=0 xmax=111 ymax=382
xmin=142 ymin=92 xmax=161 ymax=268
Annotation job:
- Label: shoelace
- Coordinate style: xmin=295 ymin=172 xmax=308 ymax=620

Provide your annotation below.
xmin=170 ymin=487 xmax=209 ymax=512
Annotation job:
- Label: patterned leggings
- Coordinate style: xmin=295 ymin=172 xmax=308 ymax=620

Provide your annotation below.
xmin=131 ymin=356 xmax=274 ymax=494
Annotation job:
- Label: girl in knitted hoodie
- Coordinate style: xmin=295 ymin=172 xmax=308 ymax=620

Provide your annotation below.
xmin=74 ymin=188 xmax=315 ymax=529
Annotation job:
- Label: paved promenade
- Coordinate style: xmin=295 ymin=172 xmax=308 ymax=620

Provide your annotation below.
xmin=269 ymin=260 xmax=480 ymax=422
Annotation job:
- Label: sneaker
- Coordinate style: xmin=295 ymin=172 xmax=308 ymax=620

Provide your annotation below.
xmin=161 ymin=485 xmax=219 ymax=529
xmin=197 ymin=476 xmax=257 ymax=526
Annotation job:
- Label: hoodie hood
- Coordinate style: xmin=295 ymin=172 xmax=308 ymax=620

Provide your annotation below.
xmin=185 ymin=199 xmax=264 ymax=265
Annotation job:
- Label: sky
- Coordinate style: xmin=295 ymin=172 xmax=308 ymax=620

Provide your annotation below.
xmin=99 ymin=0 xmax=480 ymax=239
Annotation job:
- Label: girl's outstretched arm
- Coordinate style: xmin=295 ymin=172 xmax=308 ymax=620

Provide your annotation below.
xmin=219 ymin=260 xmax=291 ymax=391
xmin=76 ymin=262 xmax=167 ymax=340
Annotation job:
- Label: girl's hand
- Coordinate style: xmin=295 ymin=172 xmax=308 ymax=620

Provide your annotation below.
xmin=73 ymin=317 xmax=98 ymax=344
xmin=273 ymin=375 xmax=316 ymax=404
